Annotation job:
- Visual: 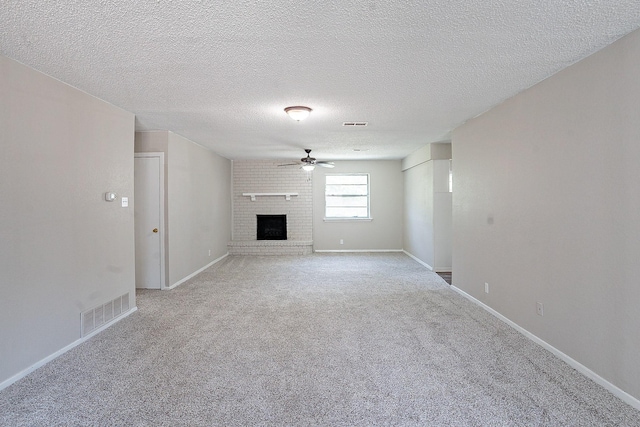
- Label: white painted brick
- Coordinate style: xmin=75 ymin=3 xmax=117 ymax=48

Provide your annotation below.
xmin=232 ymin=160 xmax=313 ymax=242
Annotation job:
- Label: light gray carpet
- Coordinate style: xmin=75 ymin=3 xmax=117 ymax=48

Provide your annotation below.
xmin=1 ymin=253 xmax=638 ymax=426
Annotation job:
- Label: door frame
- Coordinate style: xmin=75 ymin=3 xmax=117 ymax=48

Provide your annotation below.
xmin=134 ymin=152 xmax=166 ymax=290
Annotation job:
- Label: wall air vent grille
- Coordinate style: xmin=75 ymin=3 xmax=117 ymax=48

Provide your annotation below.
xmin=104 ymin=301 xmax=114 ymax=322
xmin=81 ymin=293 xmax=130 ymax=337
xmin=342 ymin=122 xmax=368 ymax=126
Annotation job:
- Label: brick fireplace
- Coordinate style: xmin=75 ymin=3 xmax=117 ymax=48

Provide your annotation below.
xmin=228 ymin=160 xmax=313 ymax=255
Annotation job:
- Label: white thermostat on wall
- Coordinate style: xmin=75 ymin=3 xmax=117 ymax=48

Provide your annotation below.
xmin=104 ymin=192 xmax=117 ymax=202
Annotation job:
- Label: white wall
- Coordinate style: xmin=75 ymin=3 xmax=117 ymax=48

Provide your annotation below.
xmin=433 ymin=160 xmax=452 ymax=271
xmin=452 ymin=28 xmax=640 ymax=401
xmin=135 ymin=131 xmax=231 ymax=287
xmin=167 ymin=132 xmax=231 ymax=285
xmin=404 ymin=161 xmax=434 ymax=265
xmin=0 ymin=55 xmax=136 ymax=385
xmin=313 ymin=160 xmax=403 ymax=251
xmin=403 ymin=144 xmax=452 ymax=270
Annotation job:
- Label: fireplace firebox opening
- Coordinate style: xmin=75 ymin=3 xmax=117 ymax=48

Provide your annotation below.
xmin=257 ymin=215 xmax=287 ymax=240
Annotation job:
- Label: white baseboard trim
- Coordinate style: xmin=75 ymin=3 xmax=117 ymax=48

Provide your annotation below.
xmin=167 ymin=252 xmax=228 ymax=290
xmin=403 ymin=250 xmax=433 ymax=271
xmin=0 ymin=306 xmax=138 ymax=392
xmin=313 ymin=249 xmax=404 ymax=253
xmin=450 ymin=285 xmax=640 ymax=411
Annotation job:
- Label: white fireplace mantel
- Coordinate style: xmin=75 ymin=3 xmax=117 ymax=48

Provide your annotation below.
xmin=242 ymin=192 xmax=299 ymax=201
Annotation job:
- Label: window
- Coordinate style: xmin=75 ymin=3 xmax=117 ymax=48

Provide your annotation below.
xmin=325 ymin=174 xmax=370 ymax=219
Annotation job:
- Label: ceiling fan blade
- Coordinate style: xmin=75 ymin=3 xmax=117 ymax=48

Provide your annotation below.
xmin=316 ymin=162 xmax=335 ymax=168
xmin=286 ymin=150 xmax=336 ymax=169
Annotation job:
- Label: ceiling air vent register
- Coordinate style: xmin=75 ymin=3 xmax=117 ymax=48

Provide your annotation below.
xmin=342 ymin=122 xmax=368 ymax=127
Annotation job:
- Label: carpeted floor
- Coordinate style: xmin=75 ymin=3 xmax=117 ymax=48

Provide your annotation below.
xmin=1 ymin=253 xmax=639 ymax=426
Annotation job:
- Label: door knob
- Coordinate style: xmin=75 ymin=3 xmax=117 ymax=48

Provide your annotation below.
xmin=152 ymin=228 xmax=158 ymax=233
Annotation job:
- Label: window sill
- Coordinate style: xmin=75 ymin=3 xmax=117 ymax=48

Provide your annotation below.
xmin=323 ymin=217 xmax=373 ymax=222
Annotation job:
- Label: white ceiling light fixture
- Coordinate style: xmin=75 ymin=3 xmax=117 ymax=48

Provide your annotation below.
xmin=284 ymin=106 xmax=312 ymax=121
xmin=301 ymin=164 xmax=315 ymax=171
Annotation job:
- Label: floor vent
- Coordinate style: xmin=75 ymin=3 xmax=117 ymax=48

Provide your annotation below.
xmin=81 ymin=293 xmax=130 ymax=337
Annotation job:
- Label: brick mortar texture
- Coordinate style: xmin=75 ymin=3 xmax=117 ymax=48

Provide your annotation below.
xmin=233 ymin=160 xmax=313 ymax=242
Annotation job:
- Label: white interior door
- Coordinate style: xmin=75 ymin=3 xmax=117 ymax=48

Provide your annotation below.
xmin=134 ymin=153 xmax=164 ymax=289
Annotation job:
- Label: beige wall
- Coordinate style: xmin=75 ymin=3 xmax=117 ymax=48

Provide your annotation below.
xmin=313 ymin=160 xmax=403 ymax=251
xmin=135 ymin=131 xmax=231 ymax=287
xmin=0 ymin=55 xmax=136 ymax=385
xmin=452 ymin=28 xmax=640 ymax=400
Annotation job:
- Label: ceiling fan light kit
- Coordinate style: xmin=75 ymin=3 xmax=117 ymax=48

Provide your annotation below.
xmin=280 ymin=109 xmax=334 ymax=170
xmin=278 ymin=149 xmax=335 ymax=170
xmin=284 ymin=106 xmax=312 ymax=121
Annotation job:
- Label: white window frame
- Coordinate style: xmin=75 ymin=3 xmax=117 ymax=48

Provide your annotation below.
xmin=324 ymin=173 xmax=372 ymax=221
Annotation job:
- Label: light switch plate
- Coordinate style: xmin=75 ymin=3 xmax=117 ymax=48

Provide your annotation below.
xmin=121 ymin=197 xmax=129 ymax=207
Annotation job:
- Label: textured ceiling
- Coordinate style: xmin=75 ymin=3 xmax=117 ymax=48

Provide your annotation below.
xmin=2 ymin=1 xmax=640 ymax=161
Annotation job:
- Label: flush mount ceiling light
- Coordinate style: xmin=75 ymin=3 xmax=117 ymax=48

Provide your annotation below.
xmin=284 ymin=106 xmax=312 ymax=121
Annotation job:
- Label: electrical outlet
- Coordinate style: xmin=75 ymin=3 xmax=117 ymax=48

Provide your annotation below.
xmin=208 ymin=249 xmax=211 ymax=257
xmin=340 ymin=239 xmax=344 ymax=245
xmin=484 ymin=282 xmax=489 ymax=294
xmin=536 ymin=302 xmax=544 ymax=316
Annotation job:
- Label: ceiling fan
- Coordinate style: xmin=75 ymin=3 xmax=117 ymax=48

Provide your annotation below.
xmin=279 ymin=149 xmax=335 ymax=170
